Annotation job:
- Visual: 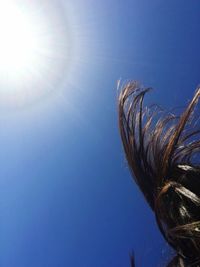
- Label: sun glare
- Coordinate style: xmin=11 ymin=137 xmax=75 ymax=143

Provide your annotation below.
xmin=0 ymin=1 xmax=71 ymax=109
xmin=0 ymin=3 xmax=40 ymax=72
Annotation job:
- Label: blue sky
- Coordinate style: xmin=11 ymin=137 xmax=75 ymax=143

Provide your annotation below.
xmin=0 ymin=0 xmax=200 ymax=266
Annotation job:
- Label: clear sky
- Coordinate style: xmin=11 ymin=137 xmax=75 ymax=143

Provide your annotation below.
xmin=0 ymin=0 xmax=200 ymax=266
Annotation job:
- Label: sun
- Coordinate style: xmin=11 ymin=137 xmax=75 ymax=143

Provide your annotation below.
xmin=0 ymin=1 xmax=71 ymax=109
xmin=0 ymin=2 xmax=46 ymax=79
xmin=0 ymin=2 xmax=40 ymax=72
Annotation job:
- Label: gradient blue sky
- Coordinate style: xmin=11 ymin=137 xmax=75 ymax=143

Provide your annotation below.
xmin=0 ymin=0 xmax=200 ymax=266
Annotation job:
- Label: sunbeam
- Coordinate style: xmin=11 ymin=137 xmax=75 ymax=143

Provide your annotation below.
xmin=0 ymin=1 xmax=71 ymax=109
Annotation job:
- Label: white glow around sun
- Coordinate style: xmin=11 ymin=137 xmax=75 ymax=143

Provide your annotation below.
xmin=0 ymin=1 xmax=71 ymax=109
xmin=0 ymin=2 xmax=40 ymax=72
